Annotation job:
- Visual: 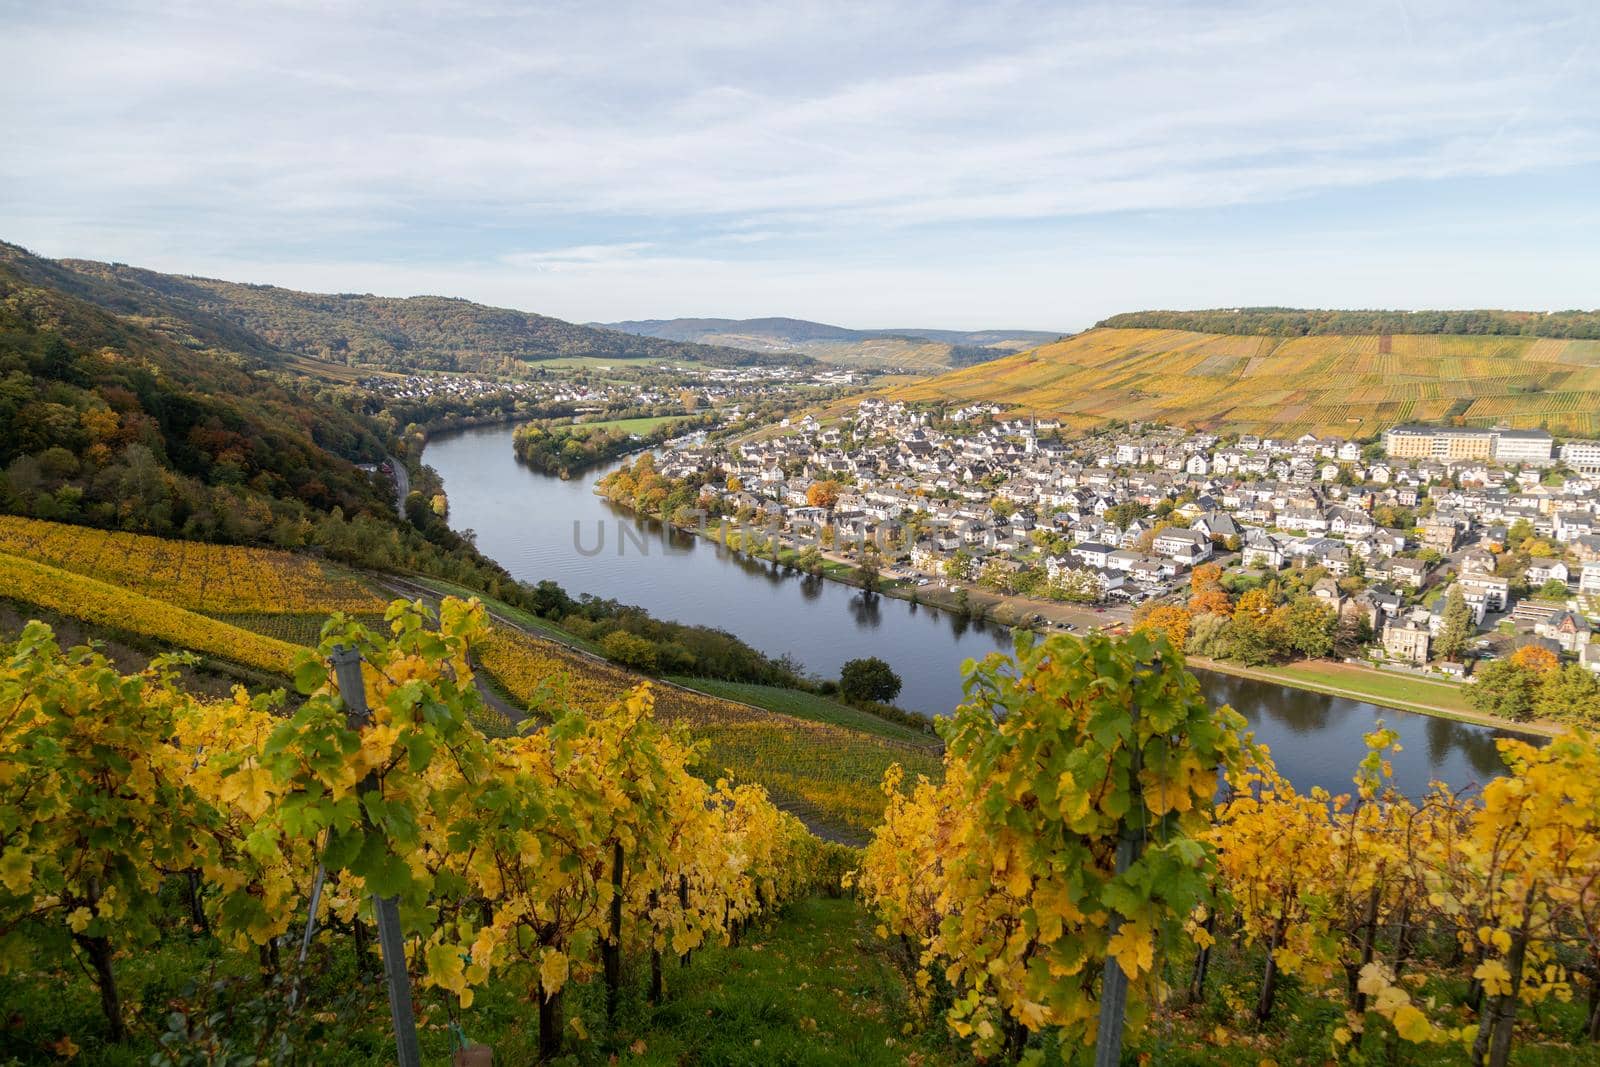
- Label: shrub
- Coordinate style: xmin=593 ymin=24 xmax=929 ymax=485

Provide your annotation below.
xmin=839 ymin=657 xmax=902 ymax=704
xmin=599 ymin=630 xmax=659 ymax=672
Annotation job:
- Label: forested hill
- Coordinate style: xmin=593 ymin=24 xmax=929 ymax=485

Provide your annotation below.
xmin=603 ymin=316 xmax=1061 ymax=370
xmin=0 ymin=249 xmax=396 ymax=540
xmin=25 ymin=250 xmax=790 ymax=372
xmin=1099 ymin=307 xmax=1600 ymax=339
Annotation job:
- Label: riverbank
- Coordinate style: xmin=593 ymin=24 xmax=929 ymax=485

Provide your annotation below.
xmin=1190 ymin=655 xmax=1555 ymax=737
xmin=614 ymin=502 xmax=1562 ymax=735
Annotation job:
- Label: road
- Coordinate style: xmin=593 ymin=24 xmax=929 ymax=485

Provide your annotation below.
xmin=385 ymin=454 xmax=409 ymax=517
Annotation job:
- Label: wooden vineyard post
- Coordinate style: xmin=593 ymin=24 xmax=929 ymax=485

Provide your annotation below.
xmin=1093 ymin=655 xmax=1151 ymax=1067
xmin=331 ymin=645 xmax=422 ymax=1067
xmin=604 ymin=840 xmax=624 ymax=1025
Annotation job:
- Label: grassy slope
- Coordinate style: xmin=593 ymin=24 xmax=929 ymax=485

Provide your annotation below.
xmin=669 ymin=676 xmax=940 ymax=746
xmin=8 ymin=892 xmax=1595 ymax=1066
xmin=889 ymin=327 xmax=1600 ymax=437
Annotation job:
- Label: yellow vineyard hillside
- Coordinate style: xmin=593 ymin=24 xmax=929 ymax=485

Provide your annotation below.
xmin=888 ymin=327 xmax=1600 ymax=437
xmin=474 ymin=625 xmax=942 ymax=833
xmin=0 ymin=517 xmax=931 ymax=838
xmin=0 ymin=516 xmax=386 ymax=615
xmin=0 ymin=551 xmax=302 ymax=675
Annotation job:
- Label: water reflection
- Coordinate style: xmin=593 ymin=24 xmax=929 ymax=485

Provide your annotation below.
xmin=426 ymin=424 xmax=1534 ymax=798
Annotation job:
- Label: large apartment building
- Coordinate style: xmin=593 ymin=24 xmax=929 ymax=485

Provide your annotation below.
xmin=1561 ymin=439 xmax=1600 ymax=475
xmin=1383 ymin=424 xmax=1554 ymax=464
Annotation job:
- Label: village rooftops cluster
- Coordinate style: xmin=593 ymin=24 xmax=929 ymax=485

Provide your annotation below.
xmin=358 ymin=364 xmax=864 ymax=415
xmin=649 ymin=400 xmax=1600 ymax=675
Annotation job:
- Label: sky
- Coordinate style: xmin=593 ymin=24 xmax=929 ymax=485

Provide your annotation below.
xmin=2 ymin=0 xmax=1598 ymax=331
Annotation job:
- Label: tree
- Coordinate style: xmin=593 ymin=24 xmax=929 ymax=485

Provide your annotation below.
xmin=944 ymin=550 xmax=973 ymax=583
xmin=796 ymin=545 xmax=823 ymax=574
xmin=856 ymin=549 xmax=881 ymax=592
xmin=840 ymin=657 xmax=902 ymax=704
xmin=1281 ymin=597 xmax=1337 ymax=659
xmin=600 ymin=630 xmax=660 ymax=672
xmin=1467 ymin=659 xmax=1538 ymax=721
xmin=1533 ymin=664 xmax=1600 ymax=725
xmin=1103 ymin=501 xmax=1149 ymax=529
xmin=1187 ymin=563 xmax=1231 ymax=616
xmin=1134 ymin=603 xmax=1193 ymax=651
xmin=806 ymin=480 xmax=841 ymax=510
xmin=1536 ymin=578 xmax=1571 ymax=600
xmin=1509 ymin=645 xmax=1558 ymax=673
xmin=1436 ymin=586 xmax=1474 ymax=662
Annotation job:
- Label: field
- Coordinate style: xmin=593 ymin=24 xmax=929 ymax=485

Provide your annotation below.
xmin=888 ymin=328 xmax=1600 ymax=437
xmin=0 ymin=516 xmax=386 ymax=614
xmin=575 ymin=414 xmax=697 ymax=435
xmin=472 ymin=623 xmax=942 ymax=838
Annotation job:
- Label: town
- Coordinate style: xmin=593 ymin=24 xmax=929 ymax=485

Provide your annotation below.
xmin=625 ymin=401 xmax=1600 ymax=696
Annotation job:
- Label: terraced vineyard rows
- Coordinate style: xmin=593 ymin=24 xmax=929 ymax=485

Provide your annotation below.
xmin=473 ymin=623 xmax=942 ymax=837
xmin=0 ymin=516 xmax=386 ymax=614
xmin=0 ymin=517 xmax=932 ymax=842
xmin=890 ymin=327 xmax=1600 ymax=436
xmin=0 ymin=550 xmax=302 ymax=675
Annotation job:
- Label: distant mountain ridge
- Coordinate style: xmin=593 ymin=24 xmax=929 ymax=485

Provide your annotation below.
xmin=19 ymin=251 xmax=792 ymax=373
xmin=601 ymin=316 xmax=1062 ymax=371
xmin=1100 ymin=307 xmax=1600 ymax=339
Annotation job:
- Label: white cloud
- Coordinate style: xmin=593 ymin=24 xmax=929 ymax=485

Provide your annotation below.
xmin=0 ymin=0 xmax=1596 ymax=322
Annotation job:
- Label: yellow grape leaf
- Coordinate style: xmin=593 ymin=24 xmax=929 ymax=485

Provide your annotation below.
xmin=1356 ymin=961 xmax=1390 ymax=997
xmin=425 ymin=942 xmax=472 ymax=1007
xmin=0 ymin=851 xmax=30 ymax=893
xmin=1474 ymin=960 xmax=1512 ymax=997
xmin=539 ymin=949 xmax=569 ymax=995
xmin=1391 ymin=1004 xmax=1432 ymax=1043
xmin=1107 ymin=922 xmax=1154 ymax=979
xmin=220 ymin=766 xmax=274 ymax=820
xmin=67 ymin=907 xmax=92 ymax=933
xmin=1374 ymin=985 xmax=1409 ymax=1014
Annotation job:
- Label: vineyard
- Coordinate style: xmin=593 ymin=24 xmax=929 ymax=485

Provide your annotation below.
xmin=0 ymin=517 xmax=936 ymax=843
xmin=0 ymin=550 xmax=303 ymax=676
xmin=474 ymin=623 xmax=944 ymax=835
xmin=0 ymin=516 xmax=386 ymax=615
xmin=4 ymin=612 xmax=1598 ymax=1064
xmin=0 ymin=600 xmax=852 ymax=1062
xmin=889 ymin=328 xmax=1600 ymax=437
xmin=851 ymin=631 xmax=1600 ymax=1066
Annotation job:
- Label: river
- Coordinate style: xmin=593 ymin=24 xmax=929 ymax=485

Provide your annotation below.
xmin=425 ymin=423 xmax=1528 ymax=796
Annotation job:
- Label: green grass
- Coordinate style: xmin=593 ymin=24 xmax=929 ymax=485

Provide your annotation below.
xmin=1245 ymin=659 xmax=1475 ymax=714
xmin=400 ymin=575 xmax=606 ymax=654
xmin=0 ymin=895 xmax=939 ymax=1067
xmin=670 ymin=677 xmax=941 ymax=747
xmin=5 ymin=870 xmax=1597 ymax=1066
xmin=576 ymin=414 xmax=696 ymax=435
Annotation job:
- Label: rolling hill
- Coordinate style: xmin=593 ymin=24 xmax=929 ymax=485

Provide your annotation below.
xmin=888 ymin=325 xmax=1600 ymax=438
xmin=9 ymin=247 xmax=791 ymax=373
xmin=602 ymin=315 xmax=1061 ymax=371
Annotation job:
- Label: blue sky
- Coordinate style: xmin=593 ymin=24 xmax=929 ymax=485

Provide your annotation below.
xmin=2 ymin=0 xmax=1597 ymax=330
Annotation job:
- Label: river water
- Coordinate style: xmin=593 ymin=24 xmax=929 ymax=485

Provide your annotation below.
xmin=425 ymin=424 xmax=1527 ymax=796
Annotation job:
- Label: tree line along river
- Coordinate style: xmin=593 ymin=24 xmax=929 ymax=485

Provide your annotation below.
xmin=424 ymin=423 xmax=1531 ymax=798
